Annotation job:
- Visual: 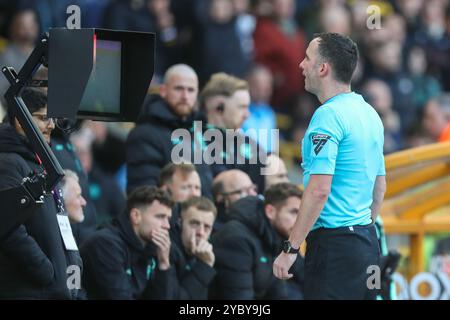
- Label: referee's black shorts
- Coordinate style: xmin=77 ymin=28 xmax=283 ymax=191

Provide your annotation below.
xmin=304 ymin=224 xmax=380 ymax=300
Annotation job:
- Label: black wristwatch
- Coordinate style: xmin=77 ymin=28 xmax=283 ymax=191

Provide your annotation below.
xmin=281 ymin=240 xmax=299 ymax=254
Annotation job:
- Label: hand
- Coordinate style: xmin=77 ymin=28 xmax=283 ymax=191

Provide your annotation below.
xmin=273 ymin=252 xmax=297 ymax=280
xmin=190 ymin=233 xmax=215 ymax=267
xmin=187 ymin=231 xmax=197 ymax=256
xmin=151 ymin=229 xmax=171 ymax=270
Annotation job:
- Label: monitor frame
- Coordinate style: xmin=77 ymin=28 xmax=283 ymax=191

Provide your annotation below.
xmin=47 ymin=28 xmax=155 ymax=122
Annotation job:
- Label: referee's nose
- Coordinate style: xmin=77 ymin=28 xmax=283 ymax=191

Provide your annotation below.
xmin=299 ymin=59 xmax=305 ymax=71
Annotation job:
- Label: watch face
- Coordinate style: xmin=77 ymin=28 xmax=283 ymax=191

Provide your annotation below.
xmin=282 ymin=240 xmax=291 ymax=253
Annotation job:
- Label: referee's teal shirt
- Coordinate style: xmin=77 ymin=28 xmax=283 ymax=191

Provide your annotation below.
xmin=301 ymin=92 xmax=385 ymax=230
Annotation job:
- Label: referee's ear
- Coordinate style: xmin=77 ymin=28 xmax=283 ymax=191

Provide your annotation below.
xmin=319 ymin=61 xmax=331 ymax=78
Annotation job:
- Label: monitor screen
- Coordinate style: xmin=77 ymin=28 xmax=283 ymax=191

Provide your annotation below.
xmin=47 ymin=28 xmax=155 ymax=122
xmin=79 ymin=39 xmax=121 ymax=114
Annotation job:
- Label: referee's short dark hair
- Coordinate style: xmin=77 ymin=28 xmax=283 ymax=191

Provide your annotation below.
xmin=314 ymin=32 xmax=359 ymax=84
xmin=264 ymin=183 xmax=303 ymax=209
xmin=127 ymin=186 xmax=174 ymax=214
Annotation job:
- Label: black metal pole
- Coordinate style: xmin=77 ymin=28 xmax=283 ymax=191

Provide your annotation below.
xmin=2 ymin=34 xmax=64 ymax=192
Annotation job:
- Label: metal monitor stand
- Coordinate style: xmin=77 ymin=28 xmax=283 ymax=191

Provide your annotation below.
xmin=0 ymin=33 xmax=65 ymax=239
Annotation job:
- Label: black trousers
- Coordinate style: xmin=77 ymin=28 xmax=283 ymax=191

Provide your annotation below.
xmin=304 ymin=224 xmax=380 ymax=300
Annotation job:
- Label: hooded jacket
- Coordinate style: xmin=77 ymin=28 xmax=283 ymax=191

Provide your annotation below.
xmin=0 ymin=123 xmax=81 ymax=299
xmin=126 ymin=95 xmax=213 ymax=198
xmin=170 ymin=233 xmax=217 ymax=300
xmin=204 ymin=124 xmax=266 ymax=193
xmin=80 ymin=211 xmax=177 ymax=299
xmin=211 ymin=202 xmax=229 ymax=234
xmin=168 ymin=203 xmax=217 ymax=299
xmin=210 ymin=196 xmax=290 ymax=299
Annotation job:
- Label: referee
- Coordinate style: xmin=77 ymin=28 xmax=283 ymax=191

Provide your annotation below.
xmin=273 ymin=33 xmax=386 ymax=300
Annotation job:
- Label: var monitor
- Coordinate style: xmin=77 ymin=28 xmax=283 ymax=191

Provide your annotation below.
xmin=47 ymin=28 xmax=155 ymax=122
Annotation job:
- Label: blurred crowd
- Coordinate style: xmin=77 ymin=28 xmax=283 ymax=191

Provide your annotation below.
xmin=0 ymin=0 xmax=449 ymax=300
xmin=1 ymin=0 xmax=449 ymax=156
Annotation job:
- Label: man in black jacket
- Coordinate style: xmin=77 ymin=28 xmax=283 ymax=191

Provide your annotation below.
xmin=200 ymin=72 xmax=268 ymax=192
xmin=159 ymin=163 xmax=202 ymax=203
xmin=70 ymin=130 xmax=126 ymax=226
xmin=60 ymin=169 xmax=87 ymax=224
xmin=0 ymin=88 xmax=82 ymax=299
xmin=51 ymin=125 xmax=98 ymax=245
xmin=170 ymin=196 xmax=217 ymax=299
xmin=126 ymin=64 xmax=213 ymax=197
xmin=159 ymin=162 xmax=202 ymax=232
xmin=211 ymin=169 xmax=258 ymax=233
xmin=210 ymin=182 xmax=304 ymax=299
xmin=80 ymin=186 xmax=177 ymax=299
